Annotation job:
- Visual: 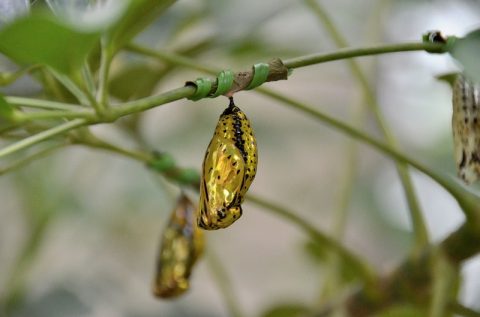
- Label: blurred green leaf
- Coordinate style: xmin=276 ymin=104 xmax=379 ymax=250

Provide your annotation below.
xmin=0 ymin=14 xmax=100 ymax=74
xmin=261 ymin=304 xmax=310 ymax=317
xmin=106 ymin=0 xmax=177 ymax=53
xmin=449 ymin=29 xmax=480 ymax=83
xmin=304 ymin=239 xmax=330 ymax=262
xmin=110 ymin=63 xmax=166 ymax=101
xmin=304 ymin=239 xmax=357 ymax=284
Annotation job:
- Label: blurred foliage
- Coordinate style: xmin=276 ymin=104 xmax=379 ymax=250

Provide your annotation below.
xmin=0 ymin=14 xmax=100 ymax=74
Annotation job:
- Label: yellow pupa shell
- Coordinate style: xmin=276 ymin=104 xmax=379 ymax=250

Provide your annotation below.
xmin=152 ymin=194 xmax=204 ymax=298
xmin=452 ymin=74 xmax=480 ymax=184
xmin=198 ymin=98 xmax=258 ymax=230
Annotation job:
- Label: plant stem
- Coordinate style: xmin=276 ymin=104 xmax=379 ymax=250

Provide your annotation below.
xmin=14 ymin=110 xmax=95 ymax=122
xmin=430 ymin=250 xmax=456 ymax=317
xmin=76 ymin=131 xmax=153 ymax=162
xmin=0 ymin=143 xmax=65 ymax=176
xmin=5 ymin=97 xmax=86 ymax=111
xmin=112 ymin=86 xmax=196 ymax=117
xmin=305 ymin=0 xmax=428 ymax=251
xmin=82 ymin=63 xmax=96 ymax=96
xmin=126 ymin=44 xmax=216 ymax=74
xmin=282 ymin=42 xmax=446 ymax=69
xmin=259 ymin=89 xmax=477 ymax=220
xmin=96 ymin=42 xmax=112 ymax=112
xmin=0 ymin=119 xmax=86 ymax=159
xmin=49 ymin=68 xmax=91 ymax=106
xmin=206 ymin=251 xmax=244 ymax=317
xmin=246 ymin=194 xmax=377 ymax=290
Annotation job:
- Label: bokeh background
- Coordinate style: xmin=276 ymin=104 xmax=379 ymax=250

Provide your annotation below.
xmin=1 ymin=0 xmax=480 ymax=316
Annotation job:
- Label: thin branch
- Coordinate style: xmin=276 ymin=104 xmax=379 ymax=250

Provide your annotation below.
xmin=76 ymin=131 xmax=153 ymax=162
xmin=0 ymin=119 xmax=86 ymax=159
xmin=82 ymin=63 xmax=96 ymax=96
xmin=6 ymin=97 xmax=86 ymax=112
xmin=96 ymin=41 xmax=112 ymax=113
xmin=282 ymin=42 xmax=446 ymax=69
xmin=304 ymin=0 xmax=428 ymax=251
xmin=126 ymin=44 xmax=216 ymax=74
xmin=14 ymin=110 xmax=95 ymax=122
xmin=0 ymin=143 xmax=65 ymax=176
xmin=246 ymin=194 xmax=377 ymax=289
xmin=259 ymin=89 xmax=478 ymax=221
xmin=48 ymin=68 xmax=91 ymax=106
xmin=206 ymin=251 xmax=244 ymax=317
xmin=112 ymin=86 xmax=195 ymax=117
xmin=430 ymin=251 xmax=456 ymax=317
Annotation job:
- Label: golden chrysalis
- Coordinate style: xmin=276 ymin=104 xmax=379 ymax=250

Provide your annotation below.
xmin=153 ymin=194 xmax=204 ymax=298
xmin=452 ymin=74 xmax=480 ymax=184
xmin=198 ymin=97 xmax=258 ymax=230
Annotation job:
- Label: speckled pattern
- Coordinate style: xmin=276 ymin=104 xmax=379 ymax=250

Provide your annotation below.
xmin=153 ymin=195 xmax=204 ymax=298
xmin=452 ymin=75 xmax=480 ymax=184
xmin=198 ymin=98 xmax=258 ymax=230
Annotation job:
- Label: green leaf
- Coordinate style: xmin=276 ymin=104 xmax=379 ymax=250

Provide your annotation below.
xmin=449 ymin=29 xmax=480 ymax=83
xmin=106 ymin=0 xmax=177 ymax=53
xmin=0 ymin=14 xmax=100 ymax=74
xmin=109 ymin=63 xmax=166 ymax=101
xmin=303 ymin=239 xmax=357 ymax=284
xmin=261 ymin=304 xmax=310 ymax=317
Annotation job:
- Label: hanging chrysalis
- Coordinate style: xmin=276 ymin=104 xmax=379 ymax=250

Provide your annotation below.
xmin=153 ymin=194 xmax=204 ymax=298
xmin=452 ymin=74 xmax=480 ymax=184
xmin=198 ymin=97 xmax=258 ymax=230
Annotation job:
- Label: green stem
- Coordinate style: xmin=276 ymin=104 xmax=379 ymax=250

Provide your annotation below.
xmin=82 ymin=63 xmax=96 ymax=96
xmin=0 ymin=119 xmax=86 ymax=159
xmin=76 ymin=131 xmax=153 ymax=162
xmin=258 ymin=89 xmax=477 ymax=219
xmin=14 ymin=110 xmax=95 ymax=122
xmin=450 ymin=303 xmax=480 ymax=317
xmin=5 ymin=97 xmax=85 ymax=111
xmin=48 ymin=68 xmax=91 ymax=106
xmin=206 ymin=251 xmax=244 ymax=317
xmin=126 ymin=44 xmax=216 ymax=74
xmin=430 ymin=251 xmax=456 ymax=317
xmin=282 ymin=42 xmax=446 ymax=69
xmin=112 ymin=86 xmax=196 ymax=117
xmin=0 ymin=143 xmax=65 ymax=176
xmin=305 ymin=0 xmax=428 ymax=251
xmin=96 ymin=42 xmax=112 ymax=112
xmin=246 ymin=194 xmax=377 ymax=290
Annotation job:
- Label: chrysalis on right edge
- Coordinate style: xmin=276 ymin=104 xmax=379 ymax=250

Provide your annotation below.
xmin=452 ymin=74 xmax=480 ymax=184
